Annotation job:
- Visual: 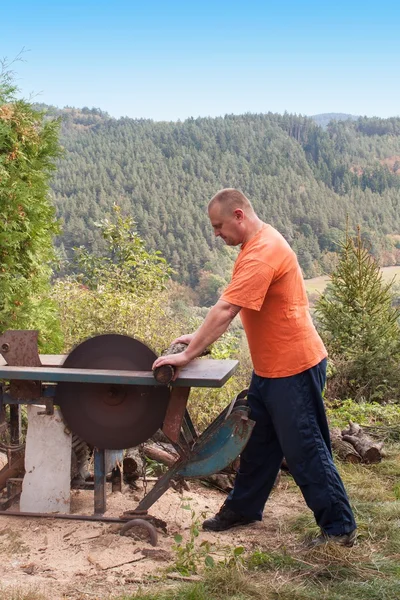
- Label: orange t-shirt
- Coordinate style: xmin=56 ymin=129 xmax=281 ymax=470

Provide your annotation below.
xmin=220 ymin=224 xmax=327 ymax=378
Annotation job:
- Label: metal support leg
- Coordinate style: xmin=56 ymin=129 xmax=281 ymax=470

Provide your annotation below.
xmin=0 ymin=387 xmax=6 ymax=436
xmin=136 ymin=461 xmax=184 ymax=512
xmin=94 ymin=448 xmax=106 ymax=515
xmin=9 ymin=404 xmax=21 ymax=444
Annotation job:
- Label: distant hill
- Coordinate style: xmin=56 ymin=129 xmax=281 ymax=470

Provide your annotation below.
xmin=40 ymin=106 xmax=400 ymax=286
xmin=311 ymin=113 xmax=360 ymax=128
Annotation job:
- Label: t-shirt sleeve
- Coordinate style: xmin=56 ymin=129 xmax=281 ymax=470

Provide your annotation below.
xmin=220 ymin=258 xmax=275 ymax=311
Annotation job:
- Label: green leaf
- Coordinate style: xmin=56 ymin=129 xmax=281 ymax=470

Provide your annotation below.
xmin=174 ymin=534 xmax=183 ymax=544
xmin=205 ymin=555 xmax=215 ymax=568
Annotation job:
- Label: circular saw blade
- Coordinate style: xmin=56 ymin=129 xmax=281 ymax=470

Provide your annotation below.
xmin=55 ymin=334 xmax=170 ymax=449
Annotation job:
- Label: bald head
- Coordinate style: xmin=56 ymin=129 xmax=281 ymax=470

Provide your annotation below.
xmin=208 ymin=188 xmax=255 ymax=217
xmin=207 ymin=188 xmax=263 ymax=246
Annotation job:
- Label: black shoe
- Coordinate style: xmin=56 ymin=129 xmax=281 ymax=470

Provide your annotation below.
xmin=308 ymin=529 xmax=356 ymax=548
xmin=202 ymin=505 xmax=256 ymax=532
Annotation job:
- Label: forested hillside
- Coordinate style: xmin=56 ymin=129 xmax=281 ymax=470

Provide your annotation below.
xmin=43 ymin=106 xmax=400 ymax=288
xmin=311 ymin=113 xmax=359 ymax=128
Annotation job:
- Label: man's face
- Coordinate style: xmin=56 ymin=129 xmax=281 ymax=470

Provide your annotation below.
xmin=208 ymin=204 xmax=244 ymax=246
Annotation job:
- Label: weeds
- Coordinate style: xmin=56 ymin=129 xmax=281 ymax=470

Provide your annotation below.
xmin=170 ymin=505 xmax=247 ymax=576
xmin=170 ymin=505 xmax=214 ymax=575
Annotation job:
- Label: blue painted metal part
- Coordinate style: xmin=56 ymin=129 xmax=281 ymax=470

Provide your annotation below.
xmin=136 ymin=406 xmax=255 ymax=512
xmin=176 ymin=409 xmax=255 ymax=477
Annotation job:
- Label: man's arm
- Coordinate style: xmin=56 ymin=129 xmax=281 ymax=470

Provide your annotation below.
xmin=152 ymin=300 xmax=241 ymax=375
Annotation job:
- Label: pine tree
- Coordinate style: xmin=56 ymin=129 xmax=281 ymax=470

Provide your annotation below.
xmin=315 ymin=228 xmax=400 ymax=401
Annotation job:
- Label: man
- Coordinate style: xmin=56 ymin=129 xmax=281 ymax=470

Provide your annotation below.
xmin=152 ymin=188 xmax=356 ymax=546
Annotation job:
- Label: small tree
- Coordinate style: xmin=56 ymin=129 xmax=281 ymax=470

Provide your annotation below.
xmin=53 ymin=206 xmax=176 ymax=351
xmin=0 ymin=61 xmax=62 ymax=351
xmin=72 ymin=204 xmax=174 ymax=294
xmin=315 ymin=228 xmax=400 ymax=402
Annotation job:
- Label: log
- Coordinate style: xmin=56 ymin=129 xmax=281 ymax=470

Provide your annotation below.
xmin=153 ymin=343 xmax=211 ymax=384
xmin=143 ymin=443 xmax=178 ymax=468
xmin=153 ymin=343 xmax=188 ymax=384
xmin=342 ymin=434 xmax=383 ymax=464
xmin=0 ymin=452 xmax=8 ymax=471
xmin=340 ymin=421 xmax=384 ymax=464
xmin=123 ymin=448 xmax=143 ymax=478
xmin=0 ymin=453 xmax=24 ymax=491
xmin=330 ymin=428 xmax=362 ymax=463
xmin=341 ymin=421 xmax=362 ymax=437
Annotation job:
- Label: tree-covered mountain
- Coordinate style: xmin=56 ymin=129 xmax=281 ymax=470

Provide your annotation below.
xmin=41 ymin=105 xmax=400 ymax=288
xmin=311 ymin=113 xmax=359 ymax=128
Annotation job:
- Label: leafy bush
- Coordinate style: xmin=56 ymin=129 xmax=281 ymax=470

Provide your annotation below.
xmin=326 ymin=398 xmax=400 ymax=429
xmin=53 ymin=207 xmax=179 ymax=353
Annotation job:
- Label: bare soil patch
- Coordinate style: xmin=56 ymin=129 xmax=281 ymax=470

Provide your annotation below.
xmin=0 ymin=477 xmax=305 ymax=599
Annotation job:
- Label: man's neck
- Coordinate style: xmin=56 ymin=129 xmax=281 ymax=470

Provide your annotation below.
xmin=242 ymin=217 xmax=265 ymax=244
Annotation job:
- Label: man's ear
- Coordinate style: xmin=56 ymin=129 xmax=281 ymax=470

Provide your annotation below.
xmin=234 ymin=208 xmax=245 ymax=221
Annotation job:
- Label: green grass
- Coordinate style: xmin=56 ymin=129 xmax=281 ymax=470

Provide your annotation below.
xmin=116 ymin=441 xmax=400 ymax=600
xmin=304 ymin=265 xmax=400 ymax=297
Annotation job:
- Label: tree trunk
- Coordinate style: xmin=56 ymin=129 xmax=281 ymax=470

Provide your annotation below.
xmin=153 ymin=343 xmax=211 ymax=384
xmin=0 ymin=453 xmax=24 ymax=491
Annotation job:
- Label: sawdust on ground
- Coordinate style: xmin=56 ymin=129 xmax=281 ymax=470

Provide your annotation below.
xmin=0 ymin=477 xmax=307 ymax=599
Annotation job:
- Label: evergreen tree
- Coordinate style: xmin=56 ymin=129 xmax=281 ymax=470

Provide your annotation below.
xmin=315 ymin=228 xmax=400 ymax=402
xmin=41 ymin=104 xmax=400 ymax=287
xmin=0 ymin=63 xmax=62 ymax=350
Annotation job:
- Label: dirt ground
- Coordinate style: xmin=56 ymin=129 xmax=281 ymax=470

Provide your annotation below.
xmin=0 ymin=477 xmax=306 ymax=599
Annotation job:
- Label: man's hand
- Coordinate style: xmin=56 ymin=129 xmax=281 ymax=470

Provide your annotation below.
xmin=152 ymin=350 xmax=191 ymax=381
xmin=172 ymin=334 xmax=195 ymax=346
xmin=152 ymin=300 xmax=241 ymax=381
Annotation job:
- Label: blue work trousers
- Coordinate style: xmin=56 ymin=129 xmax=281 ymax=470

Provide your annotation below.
xmin=225 ymin=359 xmax=356 ymax=536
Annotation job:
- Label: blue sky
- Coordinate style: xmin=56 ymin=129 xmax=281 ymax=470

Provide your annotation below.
xmin=1 ymin=1 xmax=399 ymax=121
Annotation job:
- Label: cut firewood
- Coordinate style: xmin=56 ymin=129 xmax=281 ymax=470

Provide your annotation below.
xmin=153 ymin=343 xmax=211 ymax=384
xmin=153 ymin=343 xmax=189 ymax=384
xmin=341 ymin=421 xmax=362 ymax=437
xmin=0 ymin=452 xmax=24 ymax=491
xmin=143 ymin=443 xmax=178 ymax=468
xmin=339 ymin=421 xmax=384 ymax=464
xmin=330 ymin=428 xmax=362 ymax=463
xmin=342 ymin=433 xmax=383 ymax=464
xmin=123 ymin=448 xmax=143 ymax=479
